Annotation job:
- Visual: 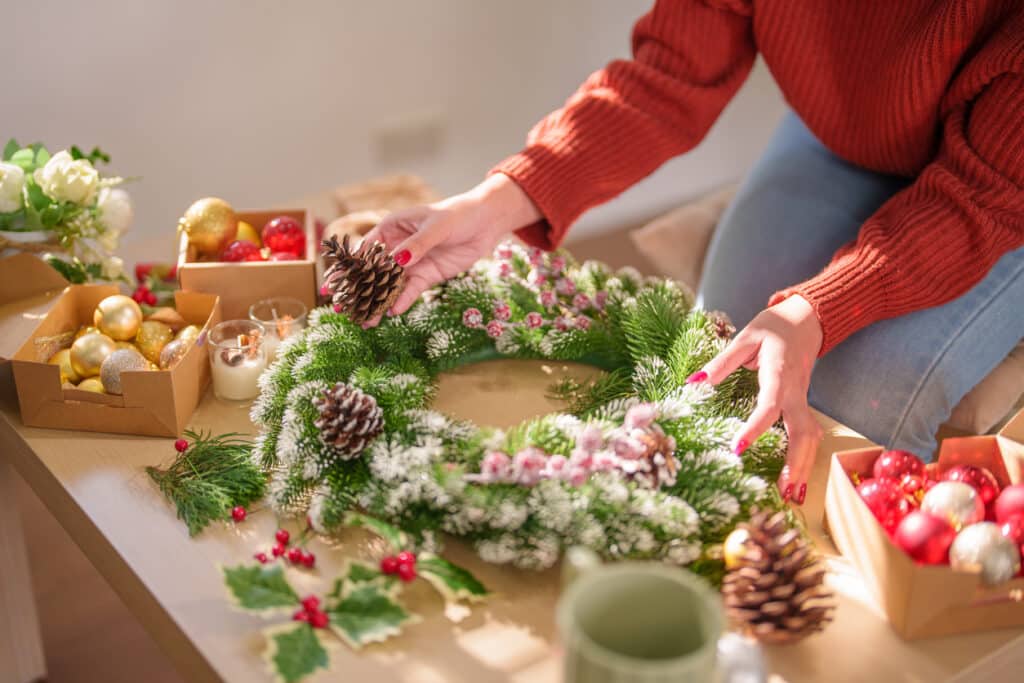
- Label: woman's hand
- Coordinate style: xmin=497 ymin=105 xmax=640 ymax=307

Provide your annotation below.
xmin=358 ymin=174 xmax=541 ymax=324
xmin=691 ymin=295 xmax=824 ymax=504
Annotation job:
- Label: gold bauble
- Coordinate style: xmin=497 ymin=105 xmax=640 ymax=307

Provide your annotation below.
xmin=93 ymin=294 xmax=144 ymax=341
xmin=70 ymin=332 xmax=116 ymax=377
xmin=158 ymin=338 xmax=191 ymax=369
xmin=48 ymin=348 xmax=81 ymax=384
xmin=76 ymin=377 xmax=106 ymax=394
xmin=114 ymin=341 xmax=137 ymax=352
xmin=135 ymin=321 xmax=173 ymax=363
xmin=178 ymin=197 xmax=238 ymax=258
xmin=100 ymin=348 xmax=150 ymax=395
xmin=723 ymin=527 xmax=752 ymax=570
xmin=236 ymin=220 xmax=261 ymax=246
xmin=75 ymin=325 xmax=99 ymax=340
xmin=175 ymin=324 xmax=201 ymax=345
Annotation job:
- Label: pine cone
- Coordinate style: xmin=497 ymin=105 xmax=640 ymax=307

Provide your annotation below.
xmin=722 ymin=509 xmax=834 ymax=644
xmin=312 ymin=382 xmax=384 ymax=458
xmin=708 ymin=310 xmax=737 ymax=340
xmin=321 ymin=234 xmax=405 ymax=324
xmin=621 ymin=426 xmax=680 ymax=488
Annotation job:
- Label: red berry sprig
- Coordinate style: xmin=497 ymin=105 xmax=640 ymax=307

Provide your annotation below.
xmin=380 ymin=550 xmax=417 ymax=582
xmin=174 ymin=438 xmax=189 ymax=452
xmin=292 ymin=595 xmax=329 ymax=628
xmin=275 ymin=528 xmax=290 ymax=545
xmin=231 ymin=506 xmax=247 ymax=522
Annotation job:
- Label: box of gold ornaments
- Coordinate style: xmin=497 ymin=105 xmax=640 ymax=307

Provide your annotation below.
xmin=9 ymin=284 xmax=222 ymax=436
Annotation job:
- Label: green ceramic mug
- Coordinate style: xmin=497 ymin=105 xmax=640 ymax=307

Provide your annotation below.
xmin=557 ymin=548 xmax=726 ymax=683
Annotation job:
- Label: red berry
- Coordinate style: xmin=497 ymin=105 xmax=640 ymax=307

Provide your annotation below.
xmin=292 ymin=609 xmax=310 ymax=622
xmin=144 ymin=291 xmax=158 ymax=305
xmin=165 ymin=264 xmax=177 ymax=281
xmin=272 ymin=542 xmax=287 ymax=558
xmin=301 ymin=551 xmax=316 ymax=568
xmin=254 ymin=552 xmax=269 ymax=564
xmin=269 ymin=251 xmax=299 ymax=261
xmin=174 ymin=438 xmax=189 ymax=452
xmin=301 ymin=596 xmax=320 ymax=612
xmin=231 ymin=506 xmax=247 ymax=522
xmin=397 ymin=562 xmax=417 ymax=582
xmin=262 ymin=216 xmax=306 ymax=257
xmin=380 ymin=556 xmax=400 ymax=575
xmin=221 ymin=240 xmax=264 ymax=262
xmin=396 ymin=551 xmax=416 ymax=566
xmin=131 ymin=292 xmax=144 ymax=303
xmin=275 ymin=529 xmax=290 ymax=545
xmin=135 ymin=263 xmax=154 ymax=282
xmin=287 ymin=547 xmax=304 ymax=564
xmin=308 ymin=610 xmax=329 ymax=629
xmin=319 ymin=285 xmax=330 ymax=297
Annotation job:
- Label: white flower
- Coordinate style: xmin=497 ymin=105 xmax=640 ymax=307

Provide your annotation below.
xmin=101 ymin=256 xmax=124 ymax=281
xmin=0 ymin=162 xmax=25 ymax=213
xmin=96 ymin=187 xmax=133 ymax=234
xmin=33 ymin=151 xmax=99 ymax=205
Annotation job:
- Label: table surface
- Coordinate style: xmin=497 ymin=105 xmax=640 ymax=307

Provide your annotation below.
xmin=2 ymin=352 xmax=1023 ymax=683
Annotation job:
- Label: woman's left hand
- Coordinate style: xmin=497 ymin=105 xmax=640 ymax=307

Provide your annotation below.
xmin=690 ymin=295 xmax=824 ymax=505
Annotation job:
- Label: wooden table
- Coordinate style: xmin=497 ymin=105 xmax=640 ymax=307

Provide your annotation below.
xmin=2 ymin=354 xmax=1023 ymax=683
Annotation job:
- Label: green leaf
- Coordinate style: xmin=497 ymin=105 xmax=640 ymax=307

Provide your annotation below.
xmin=40 ymin=205 xmax=62 ymax=228
xmin=10 ymin=148 xmax=35 ymax=171
xmin=2 ymin=138 xmax=18 ymax=161
xmin=417 ymin=555 xmax=488 ymax=603
xmin=222 ymin=564 xmax=299 ymax=613
xmin=263 ymin=623 xmax=329 ymax=683
xmin=34 ymin=146 xmax=50 ymax=167
xmin=25 ymin=180 xmax=52 ymax=211
xmin=326 ymin=561 xmax=395 ymax=603
xmin=343 ymin=512 xmax=408 ymax=553
xmin=45 ymin=257 xmax=87 ymax=284
xmin=326 ymin=583 xmax=417 ymax=649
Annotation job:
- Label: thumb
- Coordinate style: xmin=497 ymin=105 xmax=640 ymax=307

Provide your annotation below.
xmin=389 ymin=216 xmax=452 ymax=268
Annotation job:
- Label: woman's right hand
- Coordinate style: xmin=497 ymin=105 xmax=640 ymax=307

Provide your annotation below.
xmin=358 ymin=173 xmax=541 ymax=325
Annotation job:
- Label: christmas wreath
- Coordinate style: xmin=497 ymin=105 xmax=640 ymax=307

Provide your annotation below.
xmin=251 ymin=241 xmax=789 ymax=579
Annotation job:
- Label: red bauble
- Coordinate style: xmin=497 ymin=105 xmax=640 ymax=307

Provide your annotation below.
xmin=900 ymin=474 xmax=927 ymax=505
xmin=269 ymin=251 xmax=299 ymax=261
xmin=994 ymin=484 xmax=1024 ymax=524
xmin=943 ymin=465 xmax=1000 ymax=505
xmin=262 ymin=216 xmax=306 ymax=257
xmin=893 ymin=511 xmax=957 ymax=564
xmin=221 ymin=240 xmax=265 ymax=262
xmin=873 ymin=450 xmax=925 ymax=481
xmin=1000 ymin=514 xmax=1024 ymax=546
xmin=856 ymin=477 xmax=911 ymax=533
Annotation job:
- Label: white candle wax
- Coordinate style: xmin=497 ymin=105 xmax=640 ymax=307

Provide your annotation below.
xmin=210 ymin=350 xmax=267 ymax=401
xmin=263 ymin=334 xmax=282 ymax=362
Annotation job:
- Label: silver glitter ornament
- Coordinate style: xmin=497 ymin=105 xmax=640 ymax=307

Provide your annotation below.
xmin=949 ymin=522 xmax=1022 ymax=585
xmin=921 ymin=481 xmax=984 ymax=531
xmin=100 ymin=348 xmax=150 ymax=395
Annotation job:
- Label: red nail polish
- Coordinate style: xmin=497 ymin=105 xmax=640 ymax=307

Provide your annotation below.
xmin=796 ymin=483 xmax=807 ymax=505
xmin=733 ymin=439 xmax=749 ymax=456
xmin=783 ymin=483 xmax=793 ymax=501
xmin=686 ymin=371 xmax=708 ymax=384
xmin=394 ymin=249 xmax=411 ymax=267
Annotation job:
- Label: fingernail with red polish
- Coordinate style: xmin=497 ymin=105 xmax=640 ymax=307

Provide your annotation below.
xmin=733 ymin=439 xmax=749 ymax=456
xmin=394 ymin=249 xmax=411 ymax=267
xmin=796 ymin=483 xmax=807 ymax=505
xmin=783 ymin=483 xmax=793 ymax=501
xmin=686 ymin=371 xmax=708 ymax=384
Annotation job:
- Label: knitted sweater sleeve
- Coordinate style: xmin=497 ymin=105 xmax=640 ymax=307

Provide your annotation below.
xmin=491 ymin=0 xmax=756 ymax=249
xmin=770 ymin=73 xmax=1024 ymax=355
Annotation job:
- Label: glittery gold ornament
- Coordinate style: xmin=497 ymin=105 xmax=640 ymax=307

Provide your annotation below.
xmin=135 ymin=321 xmax=173 ymax=363
xmin=723 ymin=527 xmax=751 ymax=570
xmin=75 ymin=325 xmax=99 ymax=340
xmin=70 ymin=332 xmax=116 ymax=377
xmin=76 ymin=377 xmax=106 ymax=394
xmin=48 ymin=349 xmax=81 ymax=384
xmin=178 ymin=197 xmax=238 ymax=258
xmin=93 ymin=295 xmax=144 ymax=341
xmin=100 ymin=348 xmax=150 ymax=395
xmin=114 ymin=341 xmax=137 ymax=352
xmin=158 ymin=338 xmax=191 ymax=369
xmin=176 ymin=324 xmax=201 ymax=344
xmin=236 ymin=220 xmax=261 ymax=246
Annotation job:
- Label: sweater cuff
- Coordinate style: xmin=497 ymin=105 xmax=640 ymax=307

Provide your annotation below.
xmin=490 ymin=145 xmax=581 ymax=251
xmin=768 ymin=246 xmax=891 ymax=356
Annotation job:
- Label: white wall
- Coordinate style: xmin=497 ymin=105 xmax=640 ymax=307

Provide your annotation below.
xmin=3 ymin=0 xmax=786 ymax=253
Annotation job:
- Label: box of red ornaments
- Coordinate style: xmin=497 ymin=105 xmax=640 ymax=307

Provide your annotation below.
xmin=176 ymin=207 xmax=318 ymax=320
xmin=825 ymin=410 xmax=1024 ymax=639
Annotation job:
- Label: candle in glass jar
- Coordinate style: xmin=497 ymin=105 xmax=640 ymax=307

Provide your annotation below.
xmin=248 ymin=297 xmax=308 ymax=362
xmin=209 ymin=320 xmax=267 ymax=401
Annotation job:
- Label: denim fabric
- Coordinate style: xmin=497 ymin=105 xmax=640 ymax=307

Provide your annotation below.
xmin=697 ymin=113 xmax=1024 ymax=460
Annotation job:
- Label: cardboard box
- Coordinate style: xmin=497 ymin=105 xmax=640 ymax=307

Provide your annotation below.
xmin=825 ymin=410 xmax=1024 ymax=639
xmin=176 ymin=208 xmax=318 ymax=320
xmin=5 ymin=273 xmax=221 ymax=437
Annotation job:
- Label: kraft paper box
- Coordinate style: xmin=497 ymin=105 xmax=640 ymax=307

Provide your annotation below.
xmin=825 ymin=409 xmax=1024 ymax=640
xmin=176 ymin=208 xmax=318 ymax=320
xmin=1 ymin=259 xmax=221 ymax=437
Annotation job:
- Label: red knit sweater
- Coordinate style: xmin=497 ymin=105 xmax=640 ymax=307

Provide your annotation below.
xmin=493 ymin=0 xmax=1024 ymax=354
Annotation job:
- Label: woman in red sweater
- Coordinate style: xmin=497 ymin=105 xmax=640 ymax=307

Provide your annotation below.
xmin=363 ymin=1 xmax=1024 ymax=503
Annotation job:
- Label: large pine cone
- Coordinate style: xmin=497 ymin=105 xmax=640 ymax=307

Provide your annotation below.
xmin=312 ymin=382 xmax=384 ymax=458
xmin=721 ymin=509 xmax=835 ymax=644
xmin=620 ymin=426 xmax=679 ymax=488
xmin=321 ymin=234 xmax=405 ymax=324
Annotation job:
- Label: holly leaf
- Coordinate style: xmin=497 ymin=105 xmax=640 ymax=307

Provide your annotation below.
xmin=222 ymin=564 xmax=299 ymax=614
xmin=343 ymin=512 xmax=408 ymax=553
xmin=45 ymin=256 xmax=88 ymax=284
xmin=263 ymin=623 xmax=329 ymax=683
xmin=326 ymin=582 xmax=418 ymax=649
xmin=326 ymin=561 xmax=395 ymax=602
xmin=3 ymin=138 xmax=19 ymax=161
xmin=417 ymin=555 xmax=489 ymax=603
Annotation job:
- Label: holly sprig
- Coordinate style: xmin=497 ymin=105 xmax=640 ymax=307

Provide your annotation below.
xmin=223 ymin=514 xmax=488 ymax=683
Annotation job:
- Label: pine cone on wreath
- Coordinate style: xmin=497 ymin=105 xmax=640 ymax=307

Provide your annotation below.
xmin=708 ymin=310 xmax=737 ymax=340
xmin=621 ymin=426 xmax=680 ymax=488
xmin=321 ymin=234 xmax=405 ymax=324
xmin=313 ymin=382 xmax=384 ymax=458
xmin=721 ymin=509 xmax=834 ymax=644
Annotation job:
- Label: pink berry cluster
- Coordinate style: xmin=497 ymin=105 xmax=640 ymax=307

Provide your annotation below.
xmin=462 ymin=302 xmax=511 ymax=339
xmin=253 ymin=528 xmax=316 ymax=569
xmin=292 ymin=595 xmax=329 ymax=628
xmin=380 ymin=551 xmax=418 ymax=582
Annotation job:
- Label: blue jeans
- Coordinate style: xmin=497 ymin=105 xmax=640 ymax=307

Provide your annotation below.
xmin=697 ymin=113 xmax=1024 ymax=460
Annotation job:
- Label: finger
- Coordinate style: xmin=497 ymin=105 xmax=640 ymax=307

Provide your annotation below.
xmin=777 ymin=403 xmax=823 ymax=505
xmin=361 ymin=312 xmax=383 ymax=330
xmin=390 ymin=217 xmax=452 ymax=269
xmin=388 ymin=271 xmax=438 ymax=317
xmin=691 ymin=334 xmax=758 ymax=385
xmin=730 ymin=358 xmax=783 ymax=456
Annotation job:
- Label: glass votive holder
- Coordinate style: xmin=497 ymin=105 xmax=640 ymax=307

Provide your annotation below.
xmin=208 ymin=320 xmax=267 ymax=401
xmin=248 ymin=296 xmax=308 ymax=362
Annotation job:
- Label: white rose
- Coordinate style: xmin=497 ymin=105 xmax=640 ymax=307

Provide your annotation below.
xmin=96 ymin=187 xmax=133 ymax=234
xmin=33 ymin=150 xmax=99 ymax=206
xmin=102 ymin=256 xmax=125 ymax=281
xmin=0 ymin=162 xmax=25 ymax=213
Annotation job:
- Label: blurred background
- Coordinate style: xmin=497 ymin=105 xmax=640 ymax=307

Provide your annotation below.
xmin=4 ymin=0 xmax=785 ymax=255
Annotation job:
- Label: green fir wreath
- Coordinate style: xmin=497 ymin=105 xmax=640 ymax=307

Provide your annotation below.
xmin=250 ymin=241 xmax=789 ymax=581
